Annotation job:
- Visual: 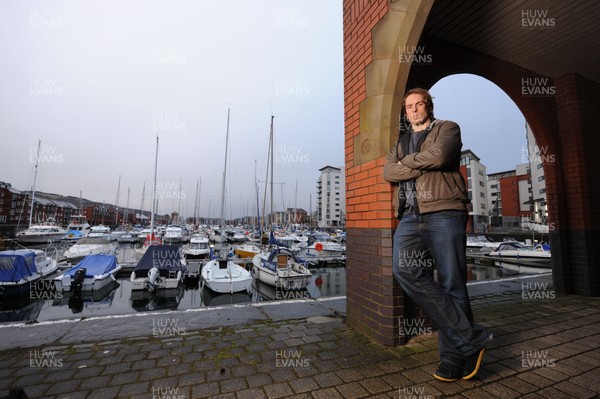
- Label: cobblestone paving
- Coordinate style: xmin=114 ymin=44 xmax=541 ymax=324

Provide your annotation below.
xmin=1 ymin=291 xmax=599 ymax=398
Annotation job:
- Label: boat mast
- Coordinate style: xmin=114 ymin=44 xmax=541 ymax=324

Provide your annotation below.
xmin=219 ymin=108 xmax=231 ymax=229
xmin=261 ymin=116 xmax=275 ymax=231
xmin=150 ymin=135 xmax=159 ymax=239
xmin=139 ymin=182 xmax=146 ymax=226
xmin=125 ymin=187 xmax=130 ymax=225
xmin=114 ymin=174 xmax=121 ymax=226
xmin=269 ymin=115 xmax=274 ymax=229
xmin=29 ymin=139 xmax=41 ymax=227
xmin=294 ymin=180 xmax=298 ymax=225
xmin=193 ymin=179 xmax=199 ymax=228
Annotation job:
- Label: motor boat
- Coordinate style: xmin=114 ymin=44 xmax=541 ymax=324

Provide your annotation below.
xmin=252 ymin=247 xmax=311 ymax=290
xmin=64 ymin=215 xmax=91 ymax=241
xmin=54 ymin=254 xmax=121 ymax=293
xmin=182 ymin=234 xmax=210 ymax=259
xmin=16 ymin=223 xmax=67 ymax=245
xmin=295 ymin=233 xmax=346 ymax=261
xmin=130 ymin=245 xmax=186 ymax=292
xmin=487 ymin=241 xmax=551 ymax=268
xmin=163 ymin=225 xmax=185 ymax=244
xmin=201 ymin=252 xmax=252 ymax=294
xmin=63 ymin=236 xmax=117 ymax=265
xmin=0 ymin=249 xmax=59 ymax=297
xmin=466 ymin=234 xmax=502 ymax=253
xmin=233 ymin=243 xmax=262 ymax=259
xmin=88 ymin=225 xmax=113 ymax=240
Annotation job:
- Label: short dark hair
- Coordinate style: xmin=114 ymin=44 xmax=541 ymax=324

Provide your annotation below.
xmin=403 ymin=88 xmax=434 ymax=117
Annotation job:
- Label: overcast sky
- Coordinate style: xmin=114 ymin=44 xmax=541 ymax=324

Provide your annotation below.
xmin=1 ymin=1 xmax=526 ymax=220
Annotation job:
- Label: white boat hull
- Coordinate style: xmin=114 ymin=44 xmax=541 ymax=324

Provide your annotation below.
xmin=64 ymin=245 xmax=117 ymax=264
xmin=130 ymin=269 xmax=183 ymax=291
xmin=201 ymin=259 xmax=252 ymax=294
xmin=252 ymin=252 xmax=311 ymax=290
xmin=54 ymin=265 xmax=122 ymax=292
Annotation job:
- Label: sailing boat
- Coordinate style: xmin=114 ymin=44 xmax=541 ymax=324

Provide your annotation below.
xmin=201 ymin=108 xmax=253 ymax=294
xmin=131 ymin=136 xmax=186 ymax=291
xmin=133 ymin=137 xmax=163 ymax=259
xmin=252 ymin=116 xmax=311 ymax=289
xmin=16 ymin=140 xmax=67 ymax=245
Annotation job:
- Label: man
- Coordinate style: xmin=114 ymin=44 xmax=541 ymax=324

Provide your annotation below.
xmin=383 ymin=88 xmax=492 ymax=382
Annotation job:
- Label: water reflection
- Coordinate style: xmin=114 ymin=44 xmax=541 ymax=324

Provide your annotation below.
xmin=0 ymin=241 xmax=549 ymax=324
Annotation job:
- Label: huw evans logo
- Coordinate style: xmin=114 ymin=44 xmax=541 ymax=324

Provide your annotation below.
xmin=275 ymin=9 xmax=310 ymax=28
xmin=29 ymin=9 xmax=63 ymax=27
xmin=153 ymin=114 xmax=187 ymax=132
xmin=29 ymin=144 xmax=63 ymax=164
xmin=398 ymin=249 xmax=434 ymax=269
xmin=152 ymin=249 xmax=182 ymax=269
xmin=152 ymin=318 xmax=186 ymax=338
xmin=399 ymin=46 xmax=432 ymax=65
xmin=29 ymin=77 xmax=63 ymax=97
xmin=152 ymin=386 xmax=186 ymax=399
xmin=399 ymin=318 xmax=432 ymax=337
xmin=155 ymin=181 xmax=187 ymax=200
xmin=521 ymin=145 xmax=556 ymax=164
xmin=399 ymin=181 xmax=433 ymax=202
xmin=275 ymin=77 xmax=310 ymax=96
xmin=275 ymin=349 xmax=310 ymax=368
xmin=30 ymin=349 xmax=63 ymax=369
xmin=521 ymin=77 xmax=555 ymax=97
xmin=522 ymin=282 xmax=555 ymax=302
xmin=398 ymin=386 xmax=433 ymax=399
xmin=275 ymin=145 xmax=310 ymax=163
xmin=521 ymin=9 xmax=556 ymax=29
xmin=522 ymin=350 xmax=556 ymax=368
xmin=30 ymin=280 xmax=63 ymax=300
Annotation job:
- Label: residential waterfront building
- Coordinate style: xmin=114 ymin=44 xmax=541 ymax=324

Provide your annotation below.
xmin=316 ymin=166 xmax=345 ymax=228
xmin=459 ymin=150 xmax=488 ymax=232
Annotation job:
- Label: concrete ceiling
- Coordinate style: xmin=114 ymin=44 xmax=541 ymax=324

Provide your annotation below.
xmin=423 ymin=0 xmax=600 ymax=83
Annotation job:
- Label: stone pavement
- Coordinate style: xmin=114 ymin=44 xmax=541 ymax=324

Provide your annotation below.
xmin=0 ymin=273 xmax=599 ymax=399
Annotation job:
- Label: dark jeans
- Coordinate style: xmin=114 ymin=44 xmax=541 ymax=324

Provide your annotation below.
xmin=393 ymin=210 xmax=490 ymax=366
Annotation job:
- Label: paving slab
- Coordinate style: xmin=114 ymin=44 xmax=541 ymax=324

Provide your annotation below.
xmin=1 ymin=274 xmax=599 ymax=399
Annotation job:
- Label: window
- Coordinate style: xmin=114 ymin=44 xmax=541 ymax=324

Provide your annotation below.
xmin=480 ymin=192 xmax=485 ymax=198
xmin=538 ymin=176 xmax=545 ymax=182
xmin=478 ymin=169 xmax=484 ymax=176
xmin=479 ymin=181 xmax=484 ymax=187
xmin=467 ymin=168 xmax=471 ymax=177
xmin=539 ymin=188 xmax=546 ymax=194
xmin=537 ymin=163 xmax=543 ymax=169
xmin=490 ymin=184 xmax=497 ymax=189
xmin=481 ymin=204 xmax=486 ymax=210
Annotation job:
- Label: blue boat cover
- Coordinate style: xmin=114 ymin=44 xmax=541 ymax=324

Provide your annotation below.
xmin=134 ymin=245 xmax=183 ymax=277
xmin=63 ymin=254 xmax=118 ymax=278
xmin=0 ymin=250 xmax=37 ymax=282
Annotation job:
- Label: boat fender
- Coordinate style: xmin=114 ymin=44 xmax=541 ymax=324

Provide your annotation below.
xmin=71 ymin=268 xmax=86 ymax=295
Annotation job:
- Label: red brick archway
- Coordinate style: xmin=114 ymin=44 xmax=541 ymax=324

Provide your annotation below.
xmin=344 ymin=0 xmax=599 ymax=346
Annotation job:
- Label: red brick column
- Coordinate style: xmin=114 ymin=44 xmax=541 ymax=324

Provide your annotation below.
xmin=553 ymin=74 xmax=600 ymax=296
xmin=344 ymin=0 xmax=394 ymax=346
xmin=343 ymin=0 xmax=435 ymax=345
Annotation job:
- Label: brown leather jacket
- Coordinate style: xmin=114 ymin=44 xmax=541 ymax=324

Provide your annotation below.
xmin=383 ymin=119 xmax=469 ymax=218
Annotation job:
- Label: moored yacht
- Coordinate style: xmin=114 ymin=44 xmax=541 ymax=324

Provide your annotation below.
xmin=16 ymin=223 xmax=67 ymax=245
xmin=182 ymin=234 xmax=210 ymax=259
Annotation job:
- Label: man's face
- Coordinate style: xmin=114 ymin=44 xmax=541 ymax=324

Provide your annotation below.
xmin=404 ymin=93 xmax=430 ymax=126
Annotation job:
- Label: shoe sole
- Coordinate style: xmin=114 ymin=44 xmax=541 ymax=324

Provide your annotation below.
xmin=462 ymin=348 xmax=485 ymax=380
xmin=433 ymin=373 xmax=460 ymax=382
